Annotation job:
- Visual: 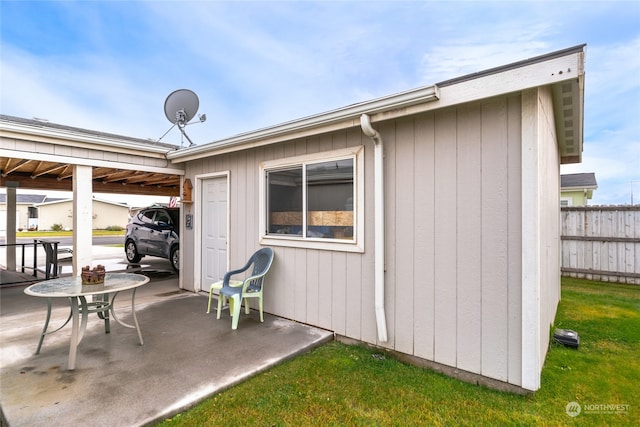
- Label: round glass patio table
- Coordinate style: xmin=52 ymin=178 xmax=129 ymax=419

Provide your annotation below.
xmin=25 ymin=273 xmax=150 ymax=370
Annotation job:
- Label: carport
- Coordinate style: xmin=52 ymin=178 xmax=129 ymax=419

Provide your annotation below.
xmin=0 ymin=115 xmax=184 ymax=279
xmin=0 ymin=116 xmax=335 ymax=426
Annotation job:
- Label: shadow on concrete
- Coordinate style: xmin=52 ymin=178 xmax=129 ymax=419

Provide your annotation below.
xmin=1 ymin=250 xmax=334 ymax=426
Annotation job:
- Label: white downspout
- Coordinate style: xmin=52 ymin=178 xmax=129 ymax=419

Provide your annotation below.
xmin=360 ymin=114 xmax=388 ymax=343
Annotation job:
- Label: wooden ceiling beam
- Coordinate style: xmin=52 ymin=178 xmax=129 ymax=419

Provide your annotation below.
xmin=1 ymin=173 xmax=179 ymax=196
xmin=31 ymin=162 xmax=67 ymax=178
xmin=57 ymin=165 xmax=73 ymax=180
xmin=101 ymin=170 xmax=140 ymax=183
xmin=1 ymin=159 xmax=32 ymax=176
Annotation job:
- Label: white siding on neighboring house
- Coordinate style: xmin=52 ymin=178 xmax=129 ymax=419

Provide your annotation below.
xmin=0 ymin=206 xmax=17 ymax=231
xmin=0 ymin=203 xmax=35 ymax=231
xmin=36 ymin=199 xmax=129 ymax=230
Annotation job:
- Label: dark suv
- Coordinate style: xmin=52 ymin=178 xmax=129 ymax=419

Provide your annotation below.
xmin=125 ymin=206 xmax=180 ymax=271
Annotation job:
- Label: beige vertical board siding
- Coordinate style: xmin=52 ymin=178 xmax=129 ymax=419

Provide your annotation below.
xmin=178 ymin=90 xmax=567 ymax=388
xmin=413 ymin=113 xmax=436 ymax=360
xmin=331 ymin=251 xmax=347 ymax=336
xmin=186 ymin=158 xmax=204 ymax=291
xmin=383 ymin=121 xmax=397 ymax=349
xmin=274 ymin=247 xmax=297 ymax=318
xmin=317 ymin=250 xmax=334 ymax=330
xmin=241 ymin=150 xmax=254 ymax=256
xmin=328 ymin=132 xmax=348 ymax=336
xmin=305 ymin=250 xmax=320 ymax=326
xmin=480 ymin=97 xmax=509 ymax=381
xmin=455 ymin=103 xmax=482 ymax=374
xmin=520 ymin=88 xmax=542 ymax=391
xmin=394 ymin=118 xmax=416 ymax=355
xmin=433 ymin=108 xmax=458 ymax=367
xmin=181 ymin=161 xmax=193 ymax=291
xmin=246 ymin=149 xmax=259 ymax=255
xmin=506 ymin=94 xmax=523 ymax=386
xmin=343 ymin=128 xmax=366 ymax=340
xmin=294 ymin=248 xmax=308 ymax=320
xmin=537 ymin=86 xmax=560 ymax=372
xmin=345 ymin=251 xmax=363 ymax=340
xmin=230 ymin=153 xmax=243 ymax=265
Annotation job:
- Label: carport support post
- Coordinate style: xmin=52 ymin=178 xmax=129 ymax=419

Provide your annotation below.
xmin=72 ymin=165 xmax=93 ymax=276
xmin=4 ymin=181 xmax=18 ymax=271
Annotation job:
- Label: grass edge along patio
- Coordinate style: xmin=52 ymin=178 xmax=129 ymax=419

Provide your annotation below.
xmin=158 ymin=277 xmax=639 ymax=426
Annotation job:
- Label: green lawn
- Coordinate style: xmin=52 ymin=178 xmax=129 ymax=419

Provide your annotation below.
xmin=158 ymin=278 xmax=639 ymax=426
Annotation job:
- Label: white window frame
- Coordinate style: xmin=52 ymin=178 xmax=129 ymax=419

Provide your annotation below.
xmin=560 ymin=197 xmax=572 ymax=207
xmin=259 ymin=145 xmax=365 ymax=253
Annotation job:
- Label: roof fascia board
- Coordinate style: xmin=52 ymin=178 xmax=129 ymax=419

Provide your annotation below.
xmin=0 ymin=148 xmax=184 ymax=176
xmin=561 ymin=185 xmax=598 ymax=191
xmin=0 ymin=122 xmax=177 ymax=157
xmin=431 ymin=52 xmax=584 ymax=111
xmin=35 ymin=198 xmax=129 ymax=207
xmin=436 ymin=44 xmax=586 ymax=87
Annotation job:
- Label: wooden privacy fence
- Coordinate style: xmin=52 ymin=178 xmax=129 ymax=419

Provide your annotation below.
xmin=561 ymin=206 xmax=640 ymax=285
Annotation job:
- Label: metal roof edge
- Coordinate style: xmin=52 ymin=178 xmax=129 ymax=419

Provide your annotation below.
xmin=0 ymin=115 xmax=179 ymax=155
xmin=436 ymin=44 xmax=587 ymax=87
xmin=167 ymin=85 xmax=440 ymax=161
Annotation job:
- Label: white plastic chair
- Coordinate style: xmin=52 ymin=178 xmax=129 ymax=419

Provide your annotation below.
xmin=215 ymin=248 xmax=274 ymax=330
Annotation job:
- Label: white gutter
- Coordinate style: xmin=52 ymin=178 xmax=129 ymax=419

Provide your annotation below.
xmin=360 ymin=114 xmax=388 ymax=343
xmin=167 ymin=85 xmax=439 ymax=162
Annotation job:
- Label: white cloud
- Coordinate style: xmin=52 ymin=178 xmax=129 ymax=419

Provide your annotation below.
xmin=2 ymin=1 xmax=639 ymax=204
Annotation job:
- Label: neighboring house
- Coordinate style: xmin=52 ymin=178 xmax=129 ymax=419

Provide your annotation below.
xmin=35 ymin=198 xmax=130 ymax=230
xmin=0 ymin=193 xmax=47 ymax=231
xmin=166 ymin=45 xmax=587 ymax=393
xmin=561 ymin=172 xmax=597 ymax=206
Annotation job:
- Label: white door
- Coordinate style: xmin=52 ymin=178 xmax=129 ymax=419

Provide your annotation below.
xmin=201 ymin=176 xmax=228 ymax=290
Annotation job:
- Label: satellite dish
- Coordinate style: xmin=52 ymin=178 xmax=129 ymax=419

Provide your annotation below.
xmin=160 ymin=89 xmax=206 ymax=147
xmin=164 ymin=89 xmax=199 ymax=126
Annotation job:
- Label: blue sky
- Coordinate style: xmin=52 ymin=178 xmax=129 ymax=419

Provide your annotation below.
xmin=1 ymin=0 xmax=639 ymax=205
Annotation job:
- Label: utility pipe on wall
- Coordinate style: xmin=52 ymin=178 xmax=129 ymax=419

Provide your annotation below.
xmin=360 ymin=114 xmax=388 ymax=343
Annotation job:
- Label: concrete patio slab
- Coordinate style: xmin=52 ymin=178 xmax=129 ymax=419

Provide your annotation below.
xmin=0 ymin=274 xmax=334 ymax=426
